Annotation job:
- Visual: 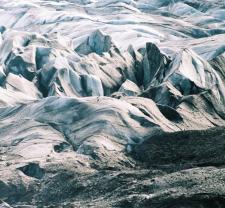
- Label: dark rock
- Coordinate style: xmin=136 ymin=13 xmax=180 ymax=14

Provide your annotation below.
xmin=134 ymin=127 xmax=225 ymax=169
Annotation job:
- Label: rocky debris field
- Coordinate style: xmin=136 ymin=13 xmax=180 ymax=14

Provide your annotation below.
xmin=0 ymin=0 xmax=225 ymax=207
